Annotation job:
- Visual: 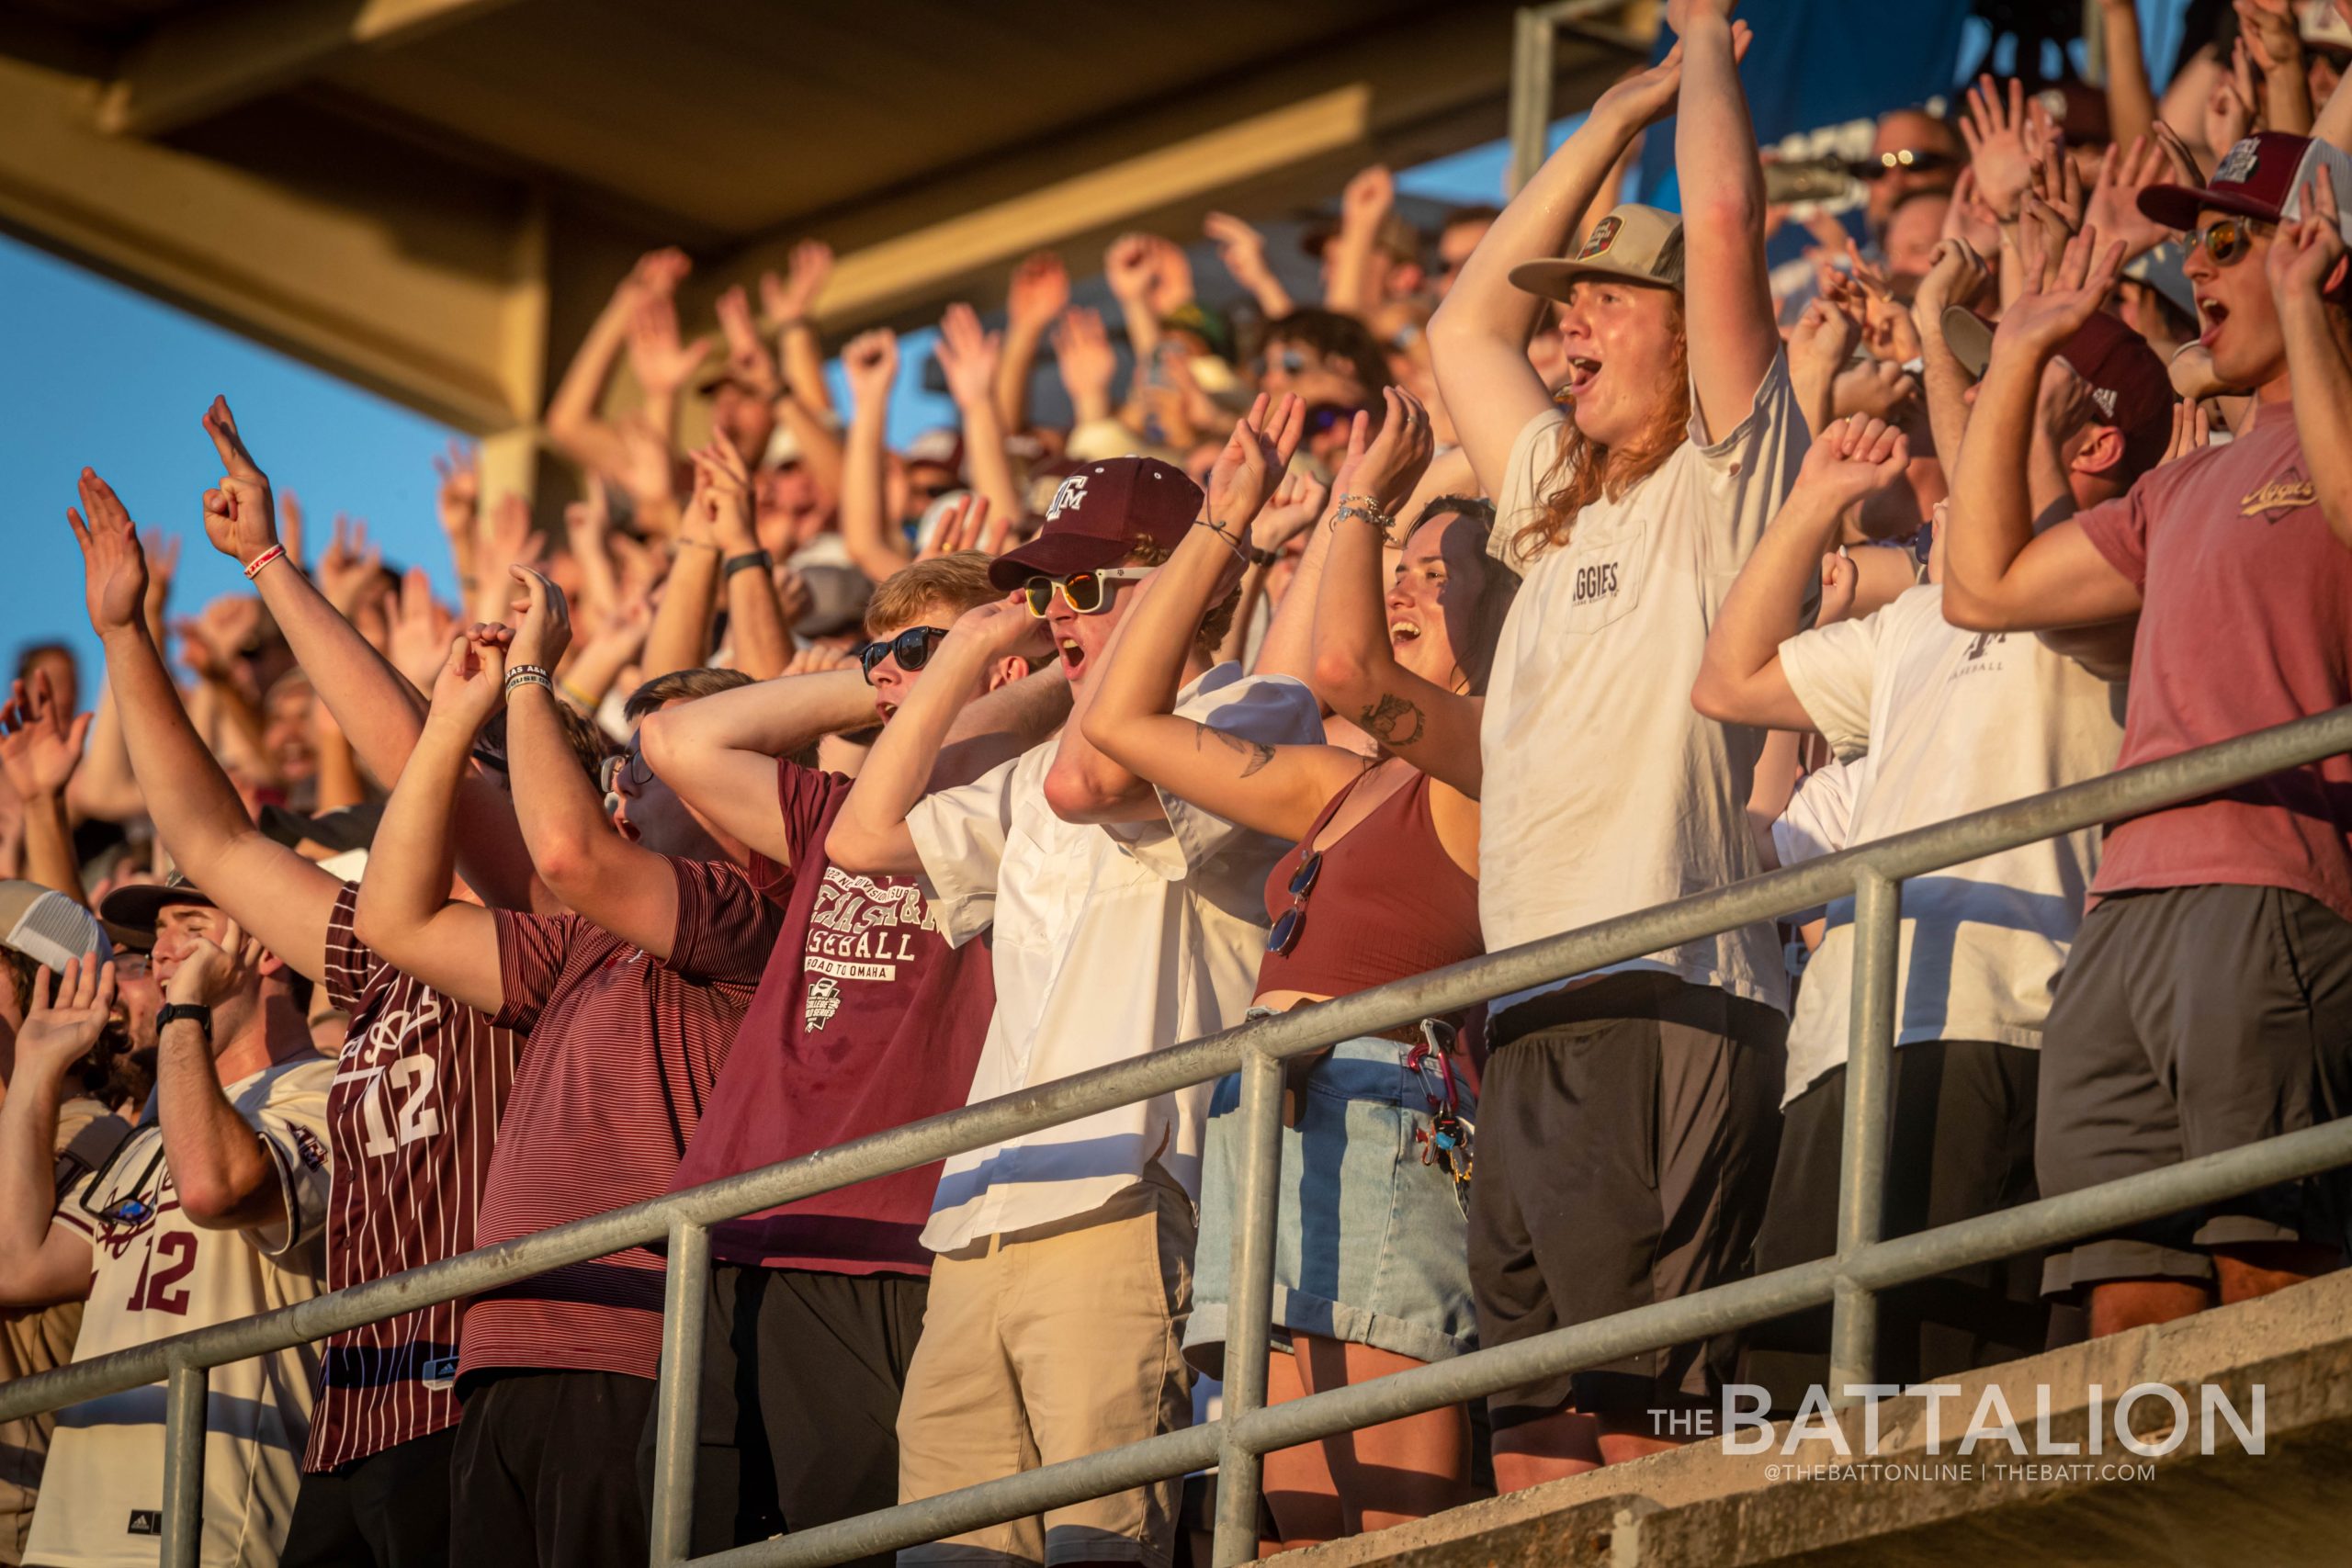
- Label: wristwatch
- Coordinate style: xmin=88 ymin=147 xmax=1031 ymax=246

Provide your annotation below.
xmin=156 ymin=1003 xmax=213 ymax=1043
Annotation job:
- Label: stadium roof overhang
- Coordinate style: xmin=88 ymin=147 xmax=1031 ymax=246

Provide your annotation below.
xmin=0 ymin=0 xmax=1650 ymax=483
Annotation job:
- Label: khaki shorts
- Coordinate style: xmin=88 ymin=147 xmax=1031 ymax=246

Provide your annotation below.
xmin=895 ymin=1172 xmax=1194 ymax=1567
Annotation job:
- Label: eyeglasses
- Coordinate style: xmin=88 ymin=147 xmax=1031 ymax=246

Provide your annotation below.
xmin=2193 ymin=215 xmax=2270 ymax=267
xmin=1020 ymin=568 xmax=1153 ymax=617
xmin=599 ymin=742 xmax=651 ymax=796
xmin=1850 ymin=148 xmax=1957 ymax=181
xmin=1266 ymin=848 xmax=1322 ymax=956
xmin=857 ymin=626 xmax=949 ymax=682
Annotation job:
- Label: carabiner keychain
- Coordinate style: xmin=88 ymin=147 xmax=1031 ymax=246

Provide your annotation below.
xmin=1406 ymin=1019 xmax=1474 ymax=1201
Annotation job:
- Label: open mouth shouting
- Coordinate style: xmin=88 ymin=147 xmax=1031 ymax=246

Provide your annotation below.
xmin=1388 ymin=615 xmax=1423 ymax=649
xmin=1057 ymin=636 xmax=1089 ymax=681
xmin=2197 ymin=295 xmax=2228 ymax=348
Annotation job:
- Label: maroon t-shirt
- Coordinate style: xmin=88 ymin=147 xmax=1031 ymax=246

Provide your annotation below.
xmin=2074 ymin=407 xmax=2352 ymax=924
xmin=670 ymin=761 xmax=993 ymax=1274
xmin=307 ymin=884 xmax=519 ymax=1470
xmin=461 ymin=855 xmax=782 ymax=1383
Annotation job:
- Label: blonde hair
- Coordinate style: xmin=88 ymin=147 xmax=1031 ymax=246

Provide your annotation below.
xmin=864 ymin=551 xmax=1000 ymax=637
xmin=1512 ymin=296 xmax=1692 ymax=562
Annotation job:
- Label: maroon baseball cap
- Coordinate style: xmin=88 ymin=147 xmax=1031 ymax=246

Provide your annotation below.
xmin=2057 ymin=311 xmax=2174 ymax=485
xmin=2140 ymin=131 xmax=2313 ymax=231
xmin=1939 ymin=306 xmax=2170 ymax=481
xmin=988 ymin=456 xmax=1204 ymax=588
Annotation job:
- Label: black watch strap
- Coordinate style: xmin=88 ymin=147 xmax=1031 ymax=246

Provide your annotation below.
xmin=722 ymin=549 xmax=774 ymax=579
xmin=156 ymin=1003 xmax=213 ymax=1042
xmin=1246 ymin=545 xmax=1281 ymax=568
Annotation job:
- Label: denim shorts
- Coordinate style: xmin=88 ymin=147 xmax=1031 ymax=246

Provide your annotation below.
xmin=1185 ymin=1033 xmax=1477 ymax=1377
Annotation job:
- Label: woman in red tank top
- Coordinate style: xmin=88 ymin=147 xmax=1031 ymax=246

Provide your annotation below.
xmin=1086 ymin=388 xmax=1515 ymax=1551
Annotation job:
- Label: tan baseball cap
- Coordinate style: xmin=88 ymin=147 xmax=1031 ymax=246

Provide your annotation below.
xmin=1509 ymin=204 xmax=1687 ymax=300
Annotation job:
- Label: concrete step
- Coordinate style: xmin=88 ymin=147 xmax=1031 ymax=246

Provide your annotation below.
xmin=1271 ymin=1269 xmax=2352 ymax=1567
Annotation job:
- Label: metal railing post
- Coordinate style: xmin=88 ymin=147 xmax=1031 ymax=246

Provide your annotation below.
xmin=1210 ymin=1046 xmax=1286 ymax=1565
xmin=650 ymin=1218 xmax=713 ymax=1567
xmin=1829 ymin=869 xmax=1902 ymax=1400
xmin=159 ymin=1359 xmax=207 ymax=1568
xmin=1507 ymin=6 xmax=1555 ymax=196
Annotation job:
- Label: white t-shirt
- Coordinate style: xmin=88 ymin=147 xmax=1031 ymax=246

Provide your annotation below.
xmin=29 ymin=1055 xmax=333 ymax=1568
xmin=908 ymin=664 xmax=1322 ymax=1252
xmin=1479 ymin=355 xmax=1810 ymax=1020
xmin=1773 ymin=755 xmax=1863 ymax=928
xmin=1774 ymin=582 xmax=2126 ymax=1103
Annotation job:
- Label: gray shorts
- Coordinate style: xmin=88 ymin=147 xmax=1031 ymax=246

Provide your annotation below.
xmin=2037 ymin=884 xmax=2352 ymax=1293
xmin=1471 ymin=974 xmax=1785 ymax=1427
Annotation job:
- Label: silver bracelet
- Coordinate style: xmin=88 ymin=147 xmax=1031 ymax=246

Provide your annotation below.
xmin=1331 ymin=500 xmax=1396 ymax=533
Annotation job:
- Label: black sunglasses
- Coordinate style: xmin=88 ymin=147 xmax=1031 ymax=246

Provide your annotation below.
xmin=1266 ymin=848 xmax=1323 ymax=956
xmin=1850 ymin=149 xmax=1958 ymax=182
xmin=858 ymin=626 xmax=949 ymax=682
xmin=1302 ymin=402 xmax=1355 ymax=437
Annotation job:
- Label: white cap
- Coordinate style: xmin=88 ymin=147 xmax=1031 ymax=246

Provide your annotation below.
xmin=2301 ymin=1 xmax=2352 ymax=51
xmin=2281 ymin=139 xmax=2352 ymax=244
xmin=0 ymin=880 xmax=111 ymax=973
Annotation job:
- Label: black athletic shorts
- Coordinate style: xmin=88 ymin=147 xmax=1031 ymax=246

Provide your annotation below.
xmin=449 ymin=1369 xmax=655 ymax=1568
xmin=1470 ymin=973 xmax=1785 ymax=1429
xmin=1742 ymin=1040 xmax=2049 ymax=1411
xmin=635 ymin=1263 xmax=928 ymax=1563
xmin=279 ymin=1426 xmax=458 ymax=1568
xmin=2036 ymin=884 xmax=2352 ymax=1293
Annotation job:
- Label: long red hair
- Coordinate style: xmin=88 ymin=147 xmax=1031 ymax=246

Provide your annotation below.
xmin=1510 ymin=298 xmax=1691 ymax=562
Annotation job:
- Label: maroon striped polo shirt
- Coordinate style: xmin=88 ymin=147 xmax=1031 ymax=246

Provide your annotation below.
xmin=460 ymin=853 xmax=783 ymax=1384
xmin=306 ymin=884 xmax=519 ymax=1472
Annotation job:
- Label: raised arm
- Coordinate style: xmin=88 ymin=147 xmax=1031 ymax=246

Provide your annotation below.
xmin=837 ymin=330 xmax=911 ymax=583
xmin=936 ymin=304 xmax=1027 ymax=527
xmin=1227 ymin=468 xmax=1329 ymax=681
xmin=1204 ymin=212 xmax=1295 ymax=321
xmin=997 ymin=252 xmax=1069 ymax=434
xmin=0 ymin=673 xmax=89 ymax=903
xmin=548 ymin=250 xmax=688 ymax=484
xmin=1430 ymin=43 xmax=1702 ymax=492
xmin=1693 ymin=416 xmax=1910 ymax=729
xmin=1325 ymin=165 xmax=1396 ymax=318
xmin=1306 ymin=391 xmax=1486 ymax=798
xmin=153 ymin=924 xmax=289 ymax=1232
xmin=1942 ymin=229 xmax=2145 ymax=631
xmin=500 ymin=567 xmax=691 ymax=958
xmin=198 ymin=398 xmax=543 ymax=910
xmin=762 ymin=239 xmax=838 ymax=425
xmin=2096 ymin=0 xmax=2159 ymax=150
xmin=0 ymin=960 xmax=107 ymax=1307
xmin=829 ymin=596 xmax=1053 ymax=875
xmin=1910 ymin=240 xmax=1992 ymax=466
xmin=67 ymin=471 xmax=340 ymax=981
xmin=1669 ymin=0 xmax=1776 ymax=437
xmin=684 ymin=435 xmax=790 ymax=678
xmin=1046 ymin=395 xmax=1304 ymax=824
xmin=641 ymin=457 xmax=727 ymax=682
xmin=1082 ymin=409 xmax=1360 ymax=841
xmin=2271 ymin=174 xmax=2352 ymax=551
xmin=350 ymin=634 xmax=507 ymax=1014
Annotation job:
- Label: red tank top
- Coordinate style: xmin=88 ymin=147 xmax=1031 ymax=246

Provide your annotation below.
xmin=1255 ymin=768 xmax=1483 ymax=1001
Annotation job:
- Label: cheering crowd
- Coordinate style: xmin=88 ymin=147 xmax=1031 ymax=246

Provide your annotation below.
xmin=5 ymin=1 xmax=2352 ymax=1564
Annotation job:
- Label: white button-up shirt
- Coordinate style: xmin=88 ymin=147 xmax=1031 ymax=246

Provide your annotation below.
xmin=907 ymin=665 xmax=1321 ymax=1252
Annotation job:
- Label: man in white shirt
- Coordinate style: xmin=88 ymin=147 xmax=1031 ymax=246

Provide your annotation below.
xmin=1692 ymin=413 xmax=2132 ymax=1407
xmin=0 ymin=879 xmax=332 ymax=1568
xmin=830 ymin=456 xmax=1321 ymax=1568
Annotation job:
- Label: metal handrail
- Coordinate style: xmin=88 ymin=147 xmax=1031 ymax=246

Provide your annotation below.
xmin=5 ymin=703 xmax=2348 ymax=1568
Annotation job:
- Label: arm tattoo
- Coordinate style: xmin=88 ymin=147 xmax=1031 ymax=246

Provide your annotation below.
xmin=1357 ymin=692 xmax=1426 ymax=750
xmin=1193 ymin=721 xmax=1278 ymax=777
